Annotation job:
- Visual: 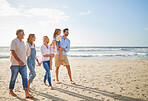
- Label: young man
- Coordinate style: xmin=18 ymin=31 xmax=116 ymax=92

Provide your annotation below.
xmin=9 ymin=29 xmax=33 ymax=98
xmin=55 ymin=28 xmax=75 ymax=84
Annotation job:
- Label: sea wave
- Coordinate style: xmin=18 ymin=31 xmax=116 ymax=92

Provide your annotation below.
xmin=0 ymin=55 xmax=10 ymax=59
xmin=68 ymin=53 xmax=148 ymax=57
xmin=69 ymin=47 xmax=148 ymax=52
xmin=0 ymin=47 xmax=148 ymax=59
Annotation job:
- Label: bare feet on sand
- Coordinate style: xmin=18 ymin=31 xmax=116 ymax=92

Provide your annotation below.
xmin=26 ymin=93 xmax=34 ymax=98
xmin=56 ymin=81 xmax=60 ymax=84
xmin=70 ymin=81 xmax=75 ymax=84
xmin=9 ymin=90 xmax=17 ymax=96
xmin=49 ymin=86 xmax=54 ymax=90
xmin=44 ymin=82 xmax=47 ymax=86
xmin=25 ymin=90 xmax=33 ymax=98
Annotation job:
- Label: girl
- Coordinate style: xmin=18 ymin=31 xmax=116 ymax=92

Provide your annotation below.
xmin=26 ymin=34 xmax=41 ymax=91
xmin=53 ymin=29 xmax=63 ymax=65
xmin=41 ymin=36 xmax=54 ymax=90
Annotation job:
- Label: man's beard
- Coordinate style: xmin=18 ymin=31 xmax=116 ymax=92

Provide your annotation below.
xmin=65 ymin=34 xmax=68 ymax=36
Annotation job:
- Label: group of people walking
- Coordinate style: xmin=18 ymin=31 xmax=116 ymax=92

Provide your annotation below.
xmin=9 ymin=28 xmax=74 ymax=98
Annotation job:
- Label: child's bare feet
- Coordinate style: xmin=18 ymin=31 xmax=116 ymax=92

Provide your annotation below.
xmin=9 ymin=90 xmax=17 ymax=96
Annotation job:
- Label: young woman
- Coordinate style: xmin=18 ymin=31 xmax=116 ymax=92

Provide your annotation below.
xmin=40 ymin=36 xmax=54 ymax=90
xmin=26 ymin=34 xmax=41 ymax=90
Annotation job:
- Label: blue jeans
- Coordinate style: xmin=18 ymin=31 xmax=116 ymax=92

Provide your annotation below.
xmin=27 ymin=59 xmax=36 ymax=83
xmin=27 ymin=45 xmax=36 ymax=83
xmin=42 ymin=61 xmax=52 ymax=86
xmin=9 ymin=65 xmax=28 ymax=90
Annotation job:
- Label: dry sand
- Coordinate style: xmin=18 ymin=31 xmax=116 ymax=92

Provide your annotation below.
xmin=0 ymin=59 xmax=148 ymax=101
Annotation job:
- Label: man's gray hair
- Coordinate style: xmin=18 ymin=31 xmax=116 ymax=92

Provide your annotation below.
xmin=16 ymin=29 xmax=24 ymax=36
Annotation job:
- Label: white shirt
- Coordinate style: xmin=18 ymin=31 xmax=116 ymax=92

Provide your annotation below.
xmin=10 ymin=38 xmax=27 ymax=65
xmin=26 ymin=43 xmax=37 ymax=59
xmin=40 ymin=44 xmax=54 ymax=61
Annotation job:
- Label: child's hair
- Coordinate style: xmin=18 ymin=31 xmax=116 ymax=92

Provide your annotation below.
xmin=53 ymin=29 xmax=61 ymax=39
xmin=43 ymin=36 xmax=49 ymax=44
xmin=26 ymin=34 xmax=35 ymax=45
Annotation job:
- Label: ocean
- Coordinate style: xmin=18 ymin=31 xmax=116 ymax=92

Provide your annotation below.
xmin=0 ymin=46 xmax=148 ymax=60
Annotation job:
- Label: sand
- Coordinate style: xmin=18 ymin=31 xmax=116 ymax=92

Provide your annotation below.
xmin=0 ymin=59 xmax=148 ymax=101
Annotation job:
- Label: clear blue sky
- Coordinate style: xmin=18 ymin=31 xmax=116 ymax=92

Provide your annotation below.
xmin=0 ymin=0 xmax=148 ymax=46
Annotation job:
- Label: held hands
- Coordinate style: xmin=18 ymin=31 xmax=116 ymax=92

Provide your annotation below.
xmin=37 ymin=62 xmax=42 ymax=66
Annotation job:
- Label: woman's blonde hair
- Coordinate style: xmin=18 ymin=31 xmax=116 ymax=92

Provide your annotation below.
xmin=53 ymin=29 xmax=61 ymax=38
xmin=43 ymin=36 xmax=49 ymax=44
xmin=26 ymin=34 xmax=35 ymax=45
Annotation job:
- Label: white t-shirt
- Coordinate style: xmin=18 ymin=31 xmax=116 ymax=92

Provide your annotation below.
xmin=40 ymin=44 xmax=54 ymax=61
xmin=10 ymin=38 xmax=27 ymax=65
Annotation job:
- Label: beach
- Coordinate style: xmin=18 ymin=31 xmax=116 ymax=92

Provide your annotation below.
xmin=0 ymin=59 xmax=148 ymax=101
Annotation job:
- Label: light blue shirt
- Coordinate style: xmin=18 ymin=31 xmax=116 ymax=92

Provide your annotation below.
xmin=56 ymin=36 xmax=70 ymax=56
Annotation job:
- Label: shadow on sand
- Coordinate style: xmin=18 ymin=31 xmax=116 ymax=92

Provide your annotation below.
xmin=31 ymin=90 xmax=67 ymax=101
xmin=61 ymin=83 xmax=145 ymax=101
xmin=15 ymin=83 xmax=145 ymax=101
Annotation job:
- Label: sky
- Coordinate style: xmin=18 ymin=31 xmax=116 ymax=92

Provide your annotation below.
xmin=0 ymin=0 xmax=148 ymax=47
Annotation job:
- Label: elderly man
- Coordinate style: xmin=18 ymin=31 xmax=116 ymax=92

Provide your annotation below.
xmin=9 ymin=29 xmax=33 ymax=98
